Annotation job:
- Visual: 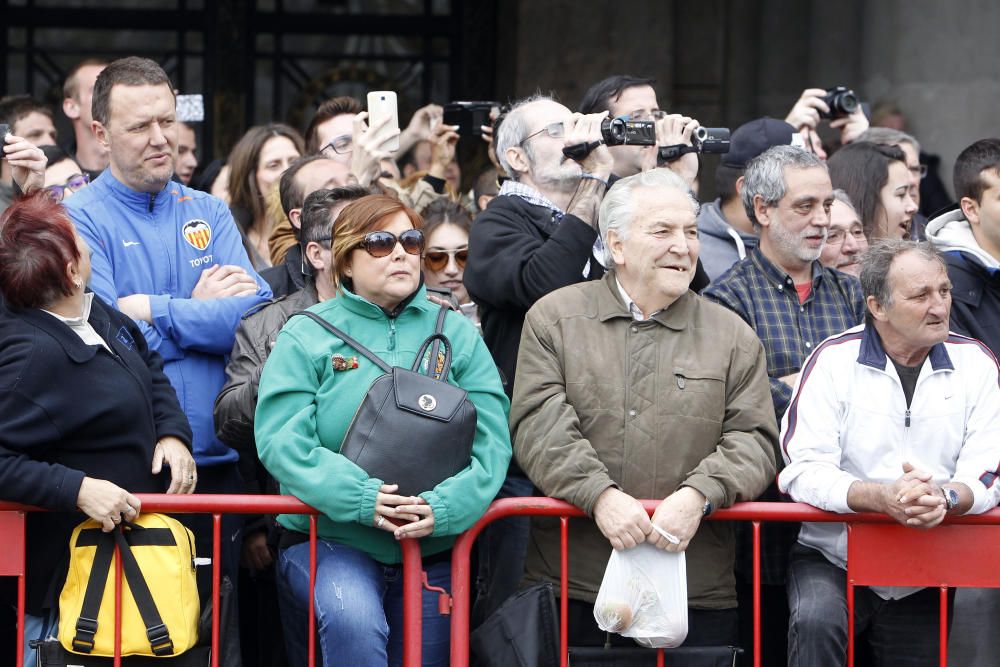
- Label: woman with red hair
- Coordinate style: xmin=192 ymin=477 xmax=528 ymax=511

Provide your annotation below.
xmin=0 ymin=193 xmax=197 ymax=664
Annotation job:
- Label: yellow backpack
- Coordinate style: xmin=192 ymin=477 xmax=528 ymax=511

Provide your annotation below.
xmin=58 ymin=513 xmax=200 ymax=657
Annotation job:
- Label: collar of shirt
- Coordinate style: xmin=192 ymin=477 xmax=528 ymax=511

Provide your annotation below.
xmin=750 ymin=248 xmax=825 ymax=293
xmin=615 ymin=277 xmax=660 ymax=321
xmin=41 ymin=292 xmax=111 ymax=352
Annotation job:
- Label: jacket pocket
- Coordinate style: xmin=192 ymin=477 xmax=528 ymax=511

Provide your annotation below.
xmin=663 ymin=367 xmax=726 ymax=422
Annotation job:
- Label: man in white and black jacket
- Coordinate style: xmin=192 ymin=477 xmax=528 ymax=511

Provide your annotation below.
xmin=779 ymin=240 xmax=1000 ymax=667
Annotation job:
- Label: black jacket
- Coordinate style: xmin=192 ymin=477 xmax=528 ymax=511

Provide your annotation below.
xmin=0 ymin=295 xmax=192 ymax=614
xmin=465 ymin=195 xmax=605 ymax=398
xmin=465 ymin=194 xmax=709 ymax=399
xmin=260 ymin=244 xmax=306 ymax=299
xmin=944 ymin=252 xmax=1000 ymax=355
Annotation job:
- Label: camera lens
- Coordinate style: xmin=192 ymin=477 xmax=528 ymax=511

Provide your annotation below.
xmin=837 ymin=91 xmax=859 ymax=114
xmin=608 ymin=118 xmax=626 ymax=143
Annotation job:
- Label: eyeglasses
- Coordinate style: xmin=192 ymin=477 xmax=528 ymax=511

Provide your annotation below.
xmin=321 ymin=134 xmax=353 ymax=156
xmin=908 ymin=164 xmax=928 ymax=179
xmin=44 ymin=173 xmax=90 ymax=202
xmin=424 ymin=249 xmax=468 ymax=272
xmin=356 ymin=229 xmax=424 ymax=258
xmin=626 ymin=109 xmax=666 ymax=122
xmin=826 ymin=227 xmax=867 ymax=246
xmin=519 ymin=122 xmax=565 ymax=146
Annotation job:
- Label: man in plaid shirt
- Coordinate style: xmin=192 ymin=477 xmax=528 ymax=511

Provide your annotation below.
xmin=702 ymin=145 xmax=864 ymax=664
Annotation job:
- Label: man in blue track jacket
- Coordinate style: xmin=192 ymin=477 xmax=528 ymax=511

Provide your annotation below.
xmin=64 ymin=58 xmax=270 ymax=647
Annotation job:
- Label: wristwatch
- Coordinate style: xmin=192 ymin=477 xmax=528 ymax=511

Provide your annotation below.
xmin=943 ymin=486 xmax=959 ymax=512
xmin=702 ymin=499 xmax=713 ymax=517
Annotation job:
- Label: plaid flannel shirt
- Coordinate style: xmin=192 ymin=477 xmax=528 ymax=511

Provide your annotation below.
xmin=702 ymin=248 xmax=865 ymax=583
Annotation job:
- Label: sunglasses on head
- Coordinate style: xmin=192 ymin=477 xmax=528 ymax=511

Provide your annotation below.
xmin=356 ymin=229 xmax=424 ymax=258
xmin=424 ymin=249 xmax=468 ymax=272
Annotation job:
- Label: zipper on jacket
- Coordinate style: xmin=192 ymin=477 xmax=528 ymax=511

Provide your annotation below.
xmin=148 ymin=193 xmax=155 ymax=213
xmin=904 ymin=409 xmax=911 ymax=428
xmin=387 ymin=319 xmax=397 ymax=352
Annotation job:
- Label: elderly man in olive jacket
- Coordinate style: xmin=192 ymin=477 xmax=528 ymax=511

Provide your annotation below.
xmin=511 ymin=168 xmax=778 ymax=652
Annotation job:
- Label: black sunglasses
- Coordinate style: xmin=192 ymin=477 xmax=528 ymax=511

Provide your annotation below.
xmin=356 ymin=229 xmax=424 ymax=258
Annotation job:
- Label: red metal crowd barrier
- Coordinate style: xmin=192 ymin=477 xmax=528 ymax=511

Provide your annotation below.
xmin=448 ymin=498 xmax=1000 ymax=667
xmin=0 ymin=496 xmax=425 ymax=667
xmin=3 ymin=496 xmax=1000 ymax=667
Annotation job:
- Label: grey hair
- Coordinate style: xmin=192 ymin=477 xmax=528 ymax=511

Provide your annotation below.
xmin=598 ymin=168 xmax=699 ymax=266
xmin=859 ymin=239 xmax=945 ymax=314
xmin=831 ymin=188 xmax=858 ymax=215
xmin=741 ymin=146 xmax=826 ymax=231
xmin=857 ymin=127 xmax=921 ymax=156
xmin=494 ymin=94 xmax=553 ymax=181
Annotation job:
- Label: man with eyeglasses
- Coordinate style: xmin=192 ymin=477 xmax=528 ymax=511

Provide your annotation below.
xmin=819 ymin=190 xmax=868 ymax=277
xmin=579 ymin=74 xmax=701 ymax=186
xmin=463 ymin=93 xmax=616 ymax=626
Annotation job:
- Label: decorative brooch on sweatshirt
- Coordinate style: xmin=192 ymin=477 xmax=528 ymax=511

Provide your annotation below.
xmin=331 ymin=353 xmax=359 ymax=371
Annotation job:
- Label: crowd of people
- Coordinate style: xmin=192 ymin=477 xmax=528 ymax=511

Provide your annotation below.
xmin=1 ymin=56 xmax=999 ymax=667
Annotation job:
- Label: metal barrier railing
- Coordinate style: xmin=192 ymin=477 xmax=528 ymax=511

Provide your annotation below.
xmin=0 ymin=495 xmax=429 ymax=667
xmin=4 ymin=497 xmax=1000 ymax=667
xmin=447 ymin=498 xmax=1000 ymax=667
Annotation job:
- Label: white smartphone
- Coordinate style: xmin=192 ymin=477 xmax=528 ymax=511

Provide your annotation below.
xmin=366 ymin=91 xmax=400 ymax=152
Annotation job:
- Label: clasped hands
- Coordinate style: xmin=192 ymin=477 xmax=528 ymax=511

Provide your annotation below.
xmin=883 ymin=462 xmax=948 ymax=529
xmin=373 ymin=483 xmax=435 ymax=540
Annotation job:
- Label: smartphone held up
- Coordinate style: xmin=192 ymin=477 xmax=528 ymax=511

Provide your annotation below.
xmin=367 ymin=91 xmax=400 ymax=152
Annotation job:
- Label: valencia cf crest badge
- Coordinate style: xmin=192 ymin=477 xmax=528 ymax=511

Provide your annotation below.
xmin=182 ymin=219 xmax=212 ymax=251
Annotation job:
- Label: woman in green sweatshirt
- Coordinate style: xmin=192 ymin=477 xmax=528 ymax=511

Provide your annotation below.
xmin=254 ymin=194 xmax=511 ymax=666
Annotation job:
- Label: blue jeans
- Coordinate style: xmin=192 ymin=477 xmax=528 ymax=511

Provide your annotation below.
xmin=22 ymin=609 xmax=57 ymax=667
xmin=277 ymin=539 xmax=451 ymax=667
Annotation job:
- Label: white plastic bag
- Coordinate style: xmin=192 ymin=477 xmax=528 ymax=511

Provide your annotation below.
xmin=592 ymin=526 xmax=688 ymax=648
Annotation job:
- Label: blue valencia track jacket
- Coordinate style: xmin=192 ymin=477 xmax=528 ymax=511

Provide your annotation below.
xmin=66 ymin=171 xmax=271 ymax=466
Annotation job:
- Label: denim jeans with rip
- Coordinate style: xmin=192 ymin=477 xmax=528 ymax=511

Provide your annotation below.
xmin=277 ymin=539 xmax=451 ymax=667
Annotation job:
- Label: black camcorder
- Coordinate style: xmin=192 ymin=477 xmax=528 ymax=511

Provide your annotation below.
xmin=443 ymin=101 xmax=500 ymax=138
xmin=691 ymin=127 xmax=731 ymax=154
xmin=657 ymin=126 xmax=731 ymax=163
xmin=820 ymin=86 xmax=860 ymax=120
xmin=600 ymin=117 xmax=657 ymax=146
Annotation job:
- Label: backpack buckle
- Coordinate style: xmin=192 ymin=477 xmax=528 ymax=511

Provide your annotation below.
xmin=72 ymin=616 xmax=98 ymax=653
xmin=147 ymin=623 xmax=174 ymax=656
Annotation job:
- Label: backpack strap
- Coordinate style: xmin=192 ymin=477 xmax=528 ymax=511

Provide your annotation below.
xmin=112 ymin=527 xmax=175 ymax=656
xmin=71 ymin=529 xmax=115 ymax=654
xmin=293 ymin=311 xmax=392 ymax=373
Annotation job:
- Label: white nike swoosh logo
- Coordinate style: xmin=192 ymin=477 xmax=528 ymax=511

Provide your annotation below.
xmin=122 ymin=240 xmax=141 ymax=248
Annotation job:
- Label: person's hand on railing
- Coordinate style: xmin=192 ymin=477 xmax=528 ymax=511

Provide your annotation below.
xmin=153 ymin=435 xmax=198 ymax=494
xmin=593 ymin=487 xmax=652 ymax=551
xmin=77 ymin=477 xmax=141 ymax=532
xmin=647 ymin=486 xmax=705 ymax=552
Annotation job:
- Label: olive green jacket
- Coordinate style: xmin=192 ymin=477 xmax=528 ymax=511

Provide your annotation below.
xmin=511 ymin=271 xmax=778 ymax=608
